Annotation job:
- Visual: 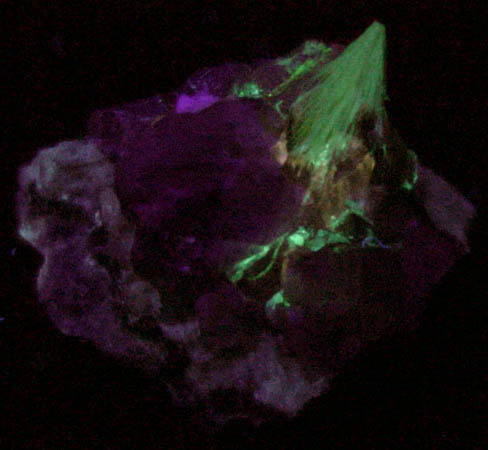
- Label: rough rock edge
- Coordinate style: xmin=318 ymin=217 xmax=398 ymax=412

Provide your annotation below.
xmin=17 ymin=140 xmax=167 ymax=374
xmin=16 ymin=137 xmax=329 ymax=420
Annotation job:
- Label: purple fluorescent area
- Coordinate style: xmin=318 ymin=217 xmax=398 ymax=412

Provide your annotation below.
xmin=107 ymin=99 xmax=304 ymax=273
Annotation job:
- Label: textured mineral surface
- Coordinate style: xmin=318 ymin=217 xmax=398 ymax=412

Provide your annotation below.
xmin=16 ymin=22 xmax=475 ymax=426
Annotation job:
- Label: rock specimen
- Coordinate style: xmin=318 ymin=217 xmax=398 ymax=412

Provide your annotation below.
xmin=16 ymin=21 xmax=475 ymax=426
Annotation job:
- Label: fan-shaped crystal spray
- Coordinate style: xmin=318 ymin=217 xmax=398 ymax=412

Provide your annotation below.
xmin=289 ymin=21 xmax=387 ymax=178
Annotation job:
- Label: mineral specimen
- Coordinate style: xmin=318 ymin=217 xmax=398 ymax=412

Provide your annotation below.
xmin=16 ymin=21 xmax=475 ymax=426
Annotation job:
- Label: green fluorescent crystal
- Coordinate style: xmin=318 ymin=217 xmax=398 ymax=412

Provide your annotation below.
xmin=266 ymin=290 xmax=290 ymax=310
xmin=401 ymin=150 xmax=419 ymax=191
xmin=268 ymin=59 xmax=320 ymax=98
xmin=287 ymin=227 xmax=311 ymax=247
xmin=290 ymin=21 xmax=387 ymax=174
xmin=277 ymin=41 xmax=331 ymax=74
xmin=233 ymin=82 xmax=264 ymax=99
xmin=227 ymin=234 xmax=287 ymax=283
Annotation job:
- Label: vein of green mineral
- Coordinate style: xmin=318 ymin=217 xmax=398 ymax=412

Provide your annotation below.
xmin=226 ymin=226 xmax=353 ymax=283
xmin=401 ymin=150 xmax=419 ymax=191
xmin=233 ymin=42 xmax=332 ymax=102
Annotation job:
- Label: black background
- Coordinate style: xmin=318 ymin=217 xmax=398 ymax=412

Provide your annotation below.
xmin=1 ymin=1 xmax=487 ymax=448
